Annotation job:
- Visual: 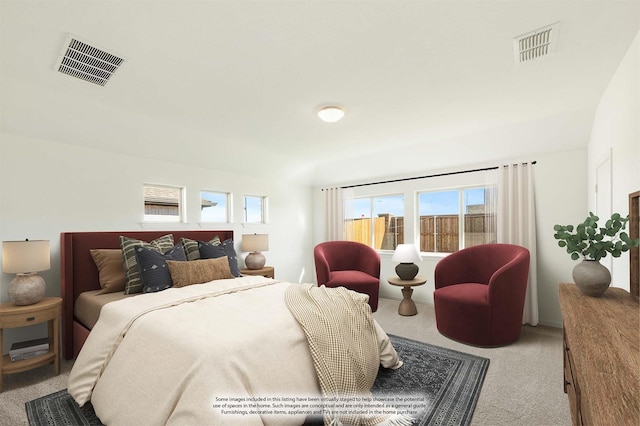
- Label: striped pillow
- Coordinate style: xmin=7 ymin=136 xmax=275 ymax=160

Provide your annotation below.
xmin=120 ymin=234 xmax=174 ymax=294
xmin=181 ymin=236 xmax=221 ymax=261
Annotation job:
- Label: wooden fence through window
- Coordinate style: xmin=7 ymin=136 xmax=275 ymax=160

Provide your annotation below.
xmin=346 ymin=214 xmax=495 ymax=253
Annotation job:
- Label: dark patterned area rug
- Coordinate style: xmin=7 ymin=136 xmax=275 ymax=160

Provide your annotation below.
xmin=25 ymin=389 xmax=102 ymax=426
xmin=374 ymin=335 xmax=489 ymax=426
xmin=26 ymin=335 xmax=489 ymax=426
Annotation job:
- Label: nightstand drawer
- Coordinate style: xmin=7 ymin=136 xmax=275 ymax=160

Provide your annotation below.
xmin=0 ymin=309 xmax=57 ymax=328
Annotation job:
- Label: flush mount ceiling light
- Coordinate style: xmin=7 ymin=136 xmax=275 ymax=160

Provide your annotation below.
xmin=317 ymin=106 xmax=345 ymax=123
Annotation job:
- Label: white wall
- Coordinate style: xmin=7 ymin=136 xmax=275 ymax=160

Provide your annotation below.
xmin=0 ymin=133 xmax=314 ymax=352
xmin=535 ymin=150 xmax=588 ymax=325
xmin=313 ymin=148 xmax=587 ymax=328
xmin=588 ymin=31 xmax=639 ymax=292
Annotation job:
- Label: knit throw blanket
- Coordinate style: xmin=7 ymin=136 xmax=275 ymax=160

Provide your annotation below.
xmin=286 ymin=284 xmax=411 ymax=426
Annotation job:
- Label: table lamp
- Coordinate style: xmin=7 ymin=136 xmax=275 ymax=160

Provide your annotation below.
xmin=392 ymin=244 xmax=422 ymax=280
xmin=2 ymin=239 xmax=50 ymax=305
xmin=241 ymin=234 xmax=269 ymax=270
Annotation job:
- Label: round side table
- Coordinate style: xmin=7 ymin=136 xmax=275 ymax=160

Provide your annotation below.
xmin=387 ymin=276 xmax=427 ymax=316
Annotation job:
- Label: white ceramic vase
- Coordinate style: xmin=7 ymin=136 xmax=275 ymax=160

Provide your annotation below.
xmin=572 ymin=259 xmax=611 ymax=297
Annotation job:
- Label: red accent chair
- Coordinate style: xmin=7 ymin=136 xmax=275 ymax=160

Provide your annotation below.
xmin=433 ymin=243 xmax=530 ymax=347
xmin=313 ymin=241 xmax=380 ymax=312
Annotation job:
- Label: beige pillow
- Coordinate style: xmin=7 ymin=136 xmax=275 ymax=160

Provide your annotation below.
xmin=90 ymin=249 xmax=126 ymax=294
xmin=167 ymin=257 xmax=234 ymax=288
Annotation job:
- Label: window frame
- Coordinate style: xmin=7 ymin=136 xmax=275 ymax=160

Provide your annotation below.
xmin=243 ymin=195 xmax=268 ymax=224
xmin=200 ymin=190 xmax=232 ymax=224
xmin=343 ymin=193 xmax=405 ymax=252
xmin=416 ymin=184 xmax=496 ymax=254
xmin=143 ymin=183 xmax=186 ymax=223
xmin=338 ymin=168 xmax=498 ymax=258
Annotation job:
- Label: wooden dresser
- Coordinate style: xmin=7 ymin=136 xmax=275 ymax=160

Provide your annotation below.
xmin=559 ymin=283 xmax=639 ymax=425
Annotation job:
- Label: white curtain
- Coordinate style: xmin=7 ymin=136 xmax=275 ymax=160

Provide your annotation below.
xmin=497 ymin=163 xmax=538 ymax=326
xmin=324 ymin=187 xmax=344 ymax=241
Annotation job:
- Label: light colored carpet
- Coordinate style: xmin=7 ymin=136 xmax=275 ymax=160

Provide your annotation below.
xmin=0 ymin=297 xmax=571 ymax=426
xmin=0 ymin=358 xmax=72 ymax=426
xmin=373 ymin=298 xmax=571 ymax=426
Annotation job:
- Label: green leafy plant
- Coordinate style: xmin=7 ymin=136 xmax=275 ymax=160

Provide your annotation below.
xmin=553 ymin=212 xmax=639 ymax=261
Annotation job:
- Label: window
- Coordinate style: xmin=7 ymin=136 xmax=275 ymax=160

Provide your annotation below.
xmin=344 ymin=194 xmax=404 ymax=250
xmin=244 ymin=195 xmax=267 ymax=223
xmin=418 ymin=186 xmax=496 ymax=253
xmin=200 ymin=190 xmax=230 ymax=223
xmin=143 ymin=184 xmax=184 ymax=222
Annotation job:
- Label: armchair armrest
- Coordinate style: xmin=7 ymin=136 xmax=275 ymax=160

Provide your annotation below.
xmin=356 ymin=245 xmax=380 ymax=278
xmin=487 ymin=250 xmax=530 ymax=305
xmin=313 ymin=247 xmax=331 ymax=285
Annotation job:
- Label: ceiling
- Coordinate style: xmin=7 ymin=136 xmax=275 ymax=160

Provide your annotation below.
xmin=1 ymin=1 xmax=639 ymax=185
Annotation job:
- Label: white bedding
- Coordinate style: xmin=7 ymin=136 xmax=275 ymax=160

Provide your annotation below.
xmin=68 ymin=276 xmax=400 ymax=425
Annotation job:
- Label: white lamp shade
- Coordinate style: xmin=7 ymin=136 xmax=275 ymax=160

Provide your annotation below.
xmin=391 ymin=244 xmax=422 ymax=263
xmin=241 ymin=234 xmax=269 ymax=252
xmin=2 ymin=240 xmax=51 ymax=273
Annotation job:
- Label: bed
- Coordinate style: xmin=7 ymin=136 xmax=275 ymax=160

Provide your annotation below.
xmin=61 ymin=230 xmax=235 ymax=359
xmin=61 ymin=230 xmax=404 ymax=425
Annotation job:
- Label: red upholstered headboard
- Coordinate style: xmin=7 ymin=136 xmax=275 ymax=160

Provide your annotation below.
xmin=60 ymin=230 xmax=234 ymax=359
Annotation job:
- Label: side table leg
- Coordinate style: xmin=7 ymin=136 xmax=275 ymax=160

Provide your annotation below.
xmin=398 ymin=287 xmax=418 ymax=316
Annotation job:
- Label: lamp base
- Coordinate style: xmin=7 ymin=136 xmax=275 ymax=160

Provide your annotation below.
xmin=9 ymin=273 xmax=46 ymax=305
xmin=245 ymin=252 xmax=266 ymax=270
xmin=395 ymin=263 xmax=419 ymax=281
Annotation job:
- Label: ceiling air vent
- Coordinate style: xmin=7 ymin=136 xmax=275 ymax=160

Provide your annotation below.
xmin=513 ymin=22 xmax=559 ymax=63
xmin=55 ymin=35 xmax=125 ymax=86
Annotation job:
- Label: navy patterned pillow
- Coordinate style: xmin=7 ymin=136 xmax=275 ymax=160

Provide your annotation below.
xmin=181 ymin=236 xmax=221 ymax=261
xmin=198 ymin=239 xmax=240 ymax=277
xmin=120 ymin=234 xmax=175 ymax=294
xmin=134 ymin=242 xmax=187 ymax=293
xmin=221 ymin=239 xmax=241 ymax=277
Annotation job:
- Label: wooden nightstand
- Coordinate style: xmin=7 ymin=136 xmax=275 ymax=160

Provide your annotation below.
xmin=0 ymin=297 xmax=61 ymax=392
xmin=240 ymin=266 xmax=275 ymax=279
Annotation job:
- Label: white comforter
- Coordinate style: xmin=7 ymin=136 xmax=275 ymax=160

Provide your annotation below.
xmin=68 ymin=276 xmax=400 ymax=425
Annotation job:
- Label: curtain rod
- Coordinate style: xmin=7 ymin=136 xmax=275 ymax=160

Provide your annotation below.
xmin=332 ymin=161 xmax=537 ymax=190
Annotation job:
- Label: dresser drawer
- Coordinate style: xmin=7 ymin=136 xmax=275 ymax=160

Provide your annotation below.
xmin=563 ymin=339 xmax=582 ymax=426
